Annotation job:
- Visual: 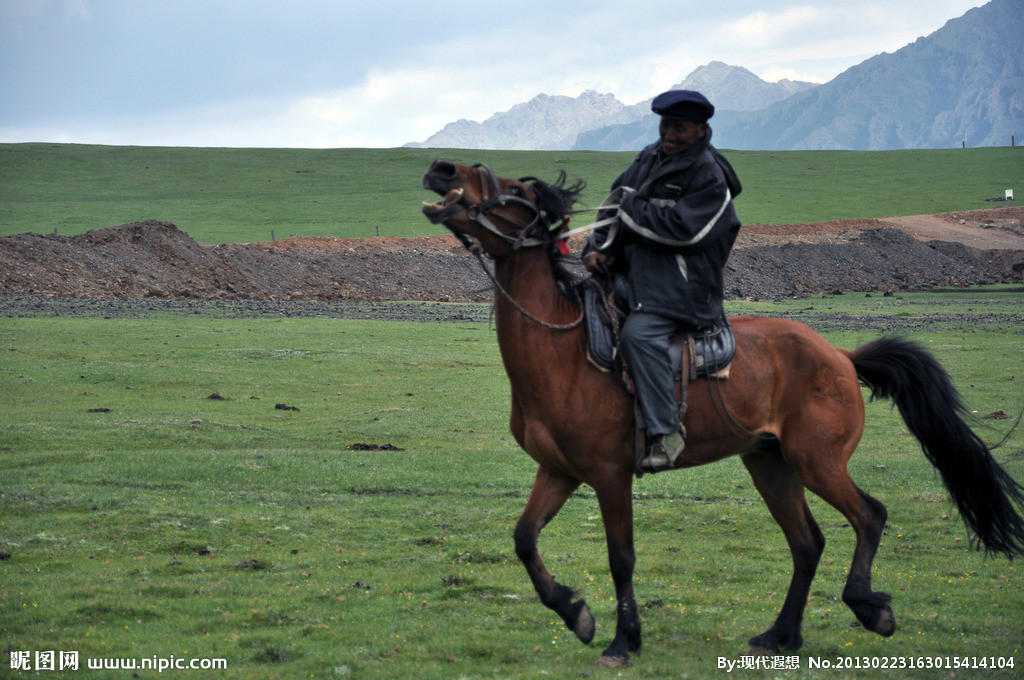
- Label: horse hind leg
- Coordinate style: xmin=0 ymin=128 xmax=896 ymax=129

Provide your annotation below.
xmin=840 ymin=486 xmax=895 ymax=637
xmin=741 ymin=444 xmax=826 ymax=654
xmin=513 ymin=466 xmax=596 ymax=645
xmin=801 ymin=465 xmax=895 ymax=637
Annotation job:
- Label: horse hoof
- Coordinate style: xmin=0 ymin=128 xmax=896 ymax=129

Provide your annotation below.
xmin=571 ymin=601 xmax=596 ymax=644
xmin=596 ymin=653 xmax=630 ymax=668
xmin=746 ymin=633 xmax=780 ymax=656
xmin=747 ymin=643 xmax=776 ymax=657
xmin=872 ymin=606 xmax=896 ymax=637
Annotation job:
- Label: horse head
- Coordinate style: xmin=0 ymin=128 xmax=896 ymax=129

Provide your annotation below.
xmin=421 ymin=161 xmax=583 ymax=258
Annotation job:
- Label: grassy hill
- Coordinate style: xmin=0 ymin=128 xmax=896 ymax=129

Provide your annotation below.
xmin=1 ymin=143 xmax=1020 ymax=244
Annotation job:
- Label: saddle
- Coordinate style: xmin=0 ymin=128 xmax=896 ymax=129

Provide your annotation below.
xmin=581 ymin=277 xmax=736 ymax=477
xmin=581 ymin=277 xmax=736 ymax=380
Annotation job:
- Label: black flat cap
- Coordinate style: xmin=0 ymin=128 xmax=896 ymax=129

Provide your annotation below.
xmin=651 ymin=90 xmax=714 ymax=123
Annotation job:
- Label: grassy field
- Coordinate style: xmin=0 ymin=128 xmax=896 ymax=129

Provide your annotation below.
xmin=2 ymin=290 xmax=1022 ymax=679
xmin=1 ymin=144 xmax=1021 ymax=243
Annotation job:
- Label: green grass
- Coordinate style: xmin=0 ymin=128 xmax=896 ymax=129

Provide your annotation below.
xmin=2 ymin=291 xmax=1022 ymax=678
xmin=1 ymin=144 xmax=1021 ymax=243
xmin=730 ymin=147 xmax=1022 ymax=225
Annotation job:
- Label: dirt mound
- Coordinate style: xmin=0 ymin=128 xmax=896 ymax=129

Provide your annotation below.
xmin=2 ymin=207 xmax=1022 ymax=301
xmin=727 ymin=228 xmax=1022 ymax=297
xmin=0 ymin=221 xmax=493 ymax=302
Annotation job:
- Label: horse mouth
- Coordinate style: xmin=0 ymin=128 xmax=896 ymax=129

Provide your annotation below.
xmin=421 ymin=187 xmax=464 ymax=223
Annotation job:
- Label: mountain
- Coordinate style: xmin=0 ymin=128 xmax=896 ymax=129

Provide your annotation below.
xmin=414 ymin=0 xmax=1022 ymax=151
xmin=649 ymin=61 xmax=818 ymax=112
xmin=575 ymin=62 xmax=820 ymax=151
xmin=408 ymin=63 xmax=816 ymax=150
xmin=580 ymin=0 xmax=1023 ymax=151
xmin=407 ymin=90 xmax=640 ymax=150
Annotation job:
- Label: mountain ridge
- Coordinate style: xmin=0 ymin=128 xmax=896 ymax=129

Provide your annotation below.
xmin=410 ymin=0 xmax=1022 ymax=151
xmin=407 ymin=62 xmax=817 ymax=150
xmin=707 ymin=0 xmax=1024 ymax=150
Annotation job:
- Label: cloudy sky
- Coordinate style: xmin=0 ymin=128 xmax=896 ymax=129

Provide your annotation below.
xmin=1 ymin=0 xmax=984 ymax=148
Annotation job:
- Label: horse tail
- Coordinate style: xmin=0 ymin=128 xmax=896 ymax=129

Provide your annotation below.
xmin=848 ymin=336 xmax=1024 ymax=557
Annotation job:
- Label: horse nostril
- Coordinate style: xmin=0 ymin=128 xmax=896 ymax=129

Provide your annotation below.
xmin=430 ymin=160 xmax=458 ymax=180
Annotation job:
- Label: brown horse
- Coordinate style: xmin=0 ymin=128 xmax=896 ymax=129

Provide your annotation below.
xmin=421 ymin=160 xmax=1024 ymax=667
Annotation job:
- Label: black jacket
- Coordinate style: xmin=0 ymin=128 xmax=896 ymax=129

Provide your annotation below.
xmin=585 ymin=130 xmax=742 ymax=327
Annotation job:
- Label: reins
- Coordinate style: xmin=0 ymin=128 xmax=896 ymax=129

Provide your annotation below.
xmin=470 ymin=247 xmax=585 ymax=331
xmin=461 ymin=164 xmax=624 ymax=254
xmin=460 ymin=164 xmax=587 ymax=331
xmin=563 ymin=185 xmax=631 ymax=249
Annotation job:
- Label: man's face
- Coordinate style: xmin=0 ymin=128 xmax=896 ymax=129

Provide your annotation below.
xmin=658 ymin=117 xmax=708 ymax=155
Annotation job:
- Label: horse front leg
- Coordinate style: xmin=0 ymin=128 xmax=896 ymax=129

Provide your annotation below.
xmin=593 ymin=470 xmax=641 ymax=667
xmin=513 ymin=466 xmax=596 ymax=645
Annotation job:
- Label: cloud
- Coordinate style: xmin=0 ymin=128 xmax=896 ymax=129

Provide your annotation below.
xmin=284 ymin=74 xmax=436 ymax=148
xmin=0 ymin=0 xmax=988 ymax=147
xmin=730 ymin=6 xmax=823 ymax=47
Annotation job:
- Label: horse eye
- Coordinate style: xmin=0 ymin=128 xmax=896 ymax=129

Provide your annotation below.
xmin=507 ymin=185 xmax=524 ymax=197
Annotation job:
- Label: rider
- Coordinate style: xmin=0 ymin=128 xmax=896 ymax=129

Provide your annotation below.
xmin=583 ymin=89 xmax=742 ymax=473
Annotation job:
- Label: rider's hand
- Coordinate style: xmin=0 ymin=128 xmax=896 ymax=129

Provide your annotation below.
xmin=583 ymin=251 xmax=608 ymax=273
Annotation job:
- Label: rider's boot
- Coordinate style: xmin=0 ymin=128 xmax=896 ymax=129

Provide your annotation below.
xmin=639 ymin=430 xmax=685 ymax=473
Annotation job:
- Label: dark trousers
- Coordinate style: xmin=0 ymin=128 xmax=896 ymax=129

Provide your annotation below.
xmin=619 ymin=311 xmax=687 ymax=437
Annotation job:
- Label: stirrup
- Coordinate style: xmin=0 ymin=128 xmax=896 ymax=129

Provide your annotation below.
xmin=639 ymin=431 xmax=685 ymax=474
xmin=639 ymin=451 xmax=672 ymax=474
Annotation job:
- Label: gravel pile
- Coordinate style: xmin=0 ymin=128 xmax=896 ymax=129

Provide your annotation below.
xmin=2 ymin=208 xmax=1022 ymax=306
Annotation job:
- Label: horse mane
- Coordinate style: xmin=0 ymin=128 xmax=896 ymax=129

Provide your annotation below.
xmin=524 ymin=170 xmax=585 ymax=222
xmin=522 ymin=171 xmax=587 ymax=299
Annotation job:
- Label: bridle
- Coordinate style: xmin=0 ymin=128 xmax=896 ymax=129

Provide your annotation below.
xmin=451 ymin=163 xmax=621 ymax=257
xmin=453 ymin=164 xmax=561 ymax=258
xmin=455 ymin=164 xmax=584 ymax=330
